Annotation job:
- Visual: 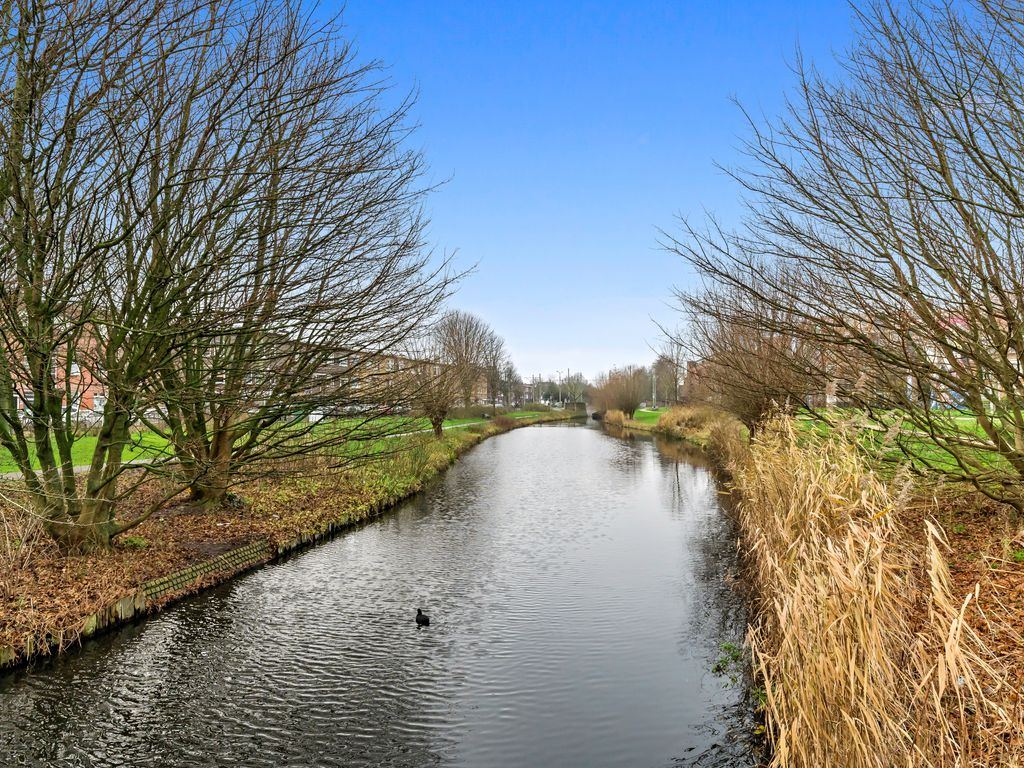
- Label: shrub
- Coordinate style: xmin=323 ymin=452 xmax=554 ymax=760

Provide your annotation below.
xmin=491 ymin=415 xmax=516 ymax=430
xmin=603 ymin=409 xmax=625 ymax=427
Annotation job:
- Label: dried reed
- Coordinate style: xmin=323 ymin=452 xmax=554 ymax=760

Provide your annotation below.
xmin=733 ymin=417 xmax=1023 ymax=767
xmin=603 ymin=409 xmax=626 ymax=426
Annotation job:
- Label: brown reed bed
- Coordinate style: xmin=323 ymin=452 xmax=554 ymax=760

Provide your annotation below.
xmin=653 ymin=404 xmax=748 ymax=456
xmin=602 ymin=409 xmax=626 ymax=426
xmin=730 ymin=417 xmax=1024 ymax=767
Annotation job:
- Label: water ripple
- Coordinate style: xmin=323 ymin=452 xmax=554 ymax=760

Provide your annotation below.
xmin=1 ymin=423 xmax=752 ymax=767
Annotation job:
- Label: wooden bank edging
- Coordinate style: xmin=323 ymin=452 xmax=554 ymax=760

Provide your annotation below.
xmin=0 ymin=412 xmax=583 ymax=672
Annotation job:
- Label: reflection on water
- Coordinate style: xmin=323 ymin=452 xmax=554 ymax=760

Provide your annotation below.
xmin=0 ymin=423 xmax=755 ymax=767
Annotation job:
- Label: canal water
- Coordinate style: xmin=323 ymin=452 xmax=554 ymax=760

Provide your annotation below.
xmin=0 ymin=422 xmax=755 ymax=767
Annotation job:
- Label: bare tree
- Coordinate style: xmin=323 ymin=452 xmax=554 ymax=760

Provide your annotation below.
xmin=499 ymin=360 xmax=522 ymax=407
xmin=436 ymin=310 xmax=490 ymax=407
xmin=592 ymin=365 xmax=648 ymax=418
xmin=0 ymin=0 xmax=267 ymax=550
xmin=406 ymin=333 xmax=460 ymax=438
xmin=0 ymin=0 xmax=452 ymax=548
xmin=562 ymin=371 xmax=587 ymax=406
xmin=654 ymin=339 xmax=686 ymax=404
xmin=482 ymin=329 xmax=507 ymax=413
xmin=674 ymin=273 xmax=821 ymax=432
xmin=666 ymin=0 xmax=1024 ymax=507
xmin=136 ymin=3 xmax=451 ymax=508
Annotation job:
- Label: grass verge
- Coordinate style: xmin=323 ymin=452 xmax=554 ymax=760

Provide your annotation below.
xmin=0 ymin=413 xmax=553 ymax=473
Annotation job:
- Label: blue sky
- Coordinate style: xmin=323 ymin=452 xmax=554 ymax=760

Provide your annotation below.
xmin=335 ymin=1 xmax=855 ymax=381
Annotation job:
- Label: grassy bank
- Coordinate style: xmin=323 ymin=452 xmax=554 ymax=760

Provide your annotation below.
xmin=656 ymin=403 xmax=1024 ymax=766
xmin=0 ymin=411 xmax=553 ymax=473
xmin=0 ymin=410 xmax=579 ymax=668
xmin=624 ymin=407 xmax=667 ymax=426
xmin=605 ymin=405 xmax=748 ymax=465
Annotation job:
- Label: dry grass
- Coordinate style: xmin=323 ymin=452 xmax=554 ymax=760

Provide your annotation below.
xmin=0 ymin=488 xmax=49 ymax=576
xmin=656 ymin=404 xmax=723 ymax=433
xmin=491 ymin=415 xmax=517 ymax=430
xmin=732 ymin=417 xmax=1024 ymax=767
xmin=603 ymin=409 xmax=626 ymax=426
xmin=704 ymin=417 xmax=748 ymax=468
xmin=653 ymin=405 xmax=749 ymax=461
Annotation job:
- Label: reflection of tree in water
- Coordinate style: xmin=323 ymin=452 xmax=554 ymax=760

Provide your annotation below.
xmin=652 ymin=434 xmax=714 ymax=514
xmin=649 ymin=435 xmax=761 ymax=768
xmin=601 ymin=424 xmax=648 ymax=477
xmin=602 ymin=427 xmax=716 ymax=492
xmin=654 ymin=434 xmax=712 ymax=469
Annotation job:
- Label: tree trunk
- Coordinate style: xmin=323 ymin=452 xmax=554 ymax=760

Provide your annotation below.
xmin=189 ymin=431 xmax=232 ymax=507
xmin=431 ymin=416 xmax=444 ymax=437
xmin=46 ymin=503 xmax=117 ymax=553
xmin=188 ymin=468 xmax=230 ymax=507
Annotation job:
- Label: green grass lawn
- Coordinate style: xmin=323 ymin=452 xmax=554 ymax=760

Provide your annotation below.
xmin=327 ymin=410 xmax=562 ymax=460
xmin=795 ymin=409 xmax=1013 ymax=478
xmin=0 ymin=411 xmax=555 ymax=473
xmin=327 ymin=411 xmax=549 ymax=439
xmin=630 ymin=408 xmax=667 ymax=425
xmin=0 ymin=431 xmax=173 ymax=474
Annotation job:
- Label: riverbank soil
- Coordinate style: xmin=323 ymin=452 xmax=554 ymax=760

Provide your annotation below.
xmin=1 ymin=470 xmax=373 ymax=658
xmin=925 ymin=492 xmax=1024 ymax=693
xmin=0 ymin=414 xmax=574 ymax=665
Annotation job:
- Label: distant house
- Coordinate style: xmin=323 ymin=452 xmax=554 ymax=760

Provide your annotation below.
xmin=468 ymin=374 xmax=488 ymax=407
xmin=66 ymin=360 xmax=108 ymax=419
xmin=306 ymin=347 xmax=429 ymax=421
xmin=11 ymin=332 xmax=109 ymax=424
